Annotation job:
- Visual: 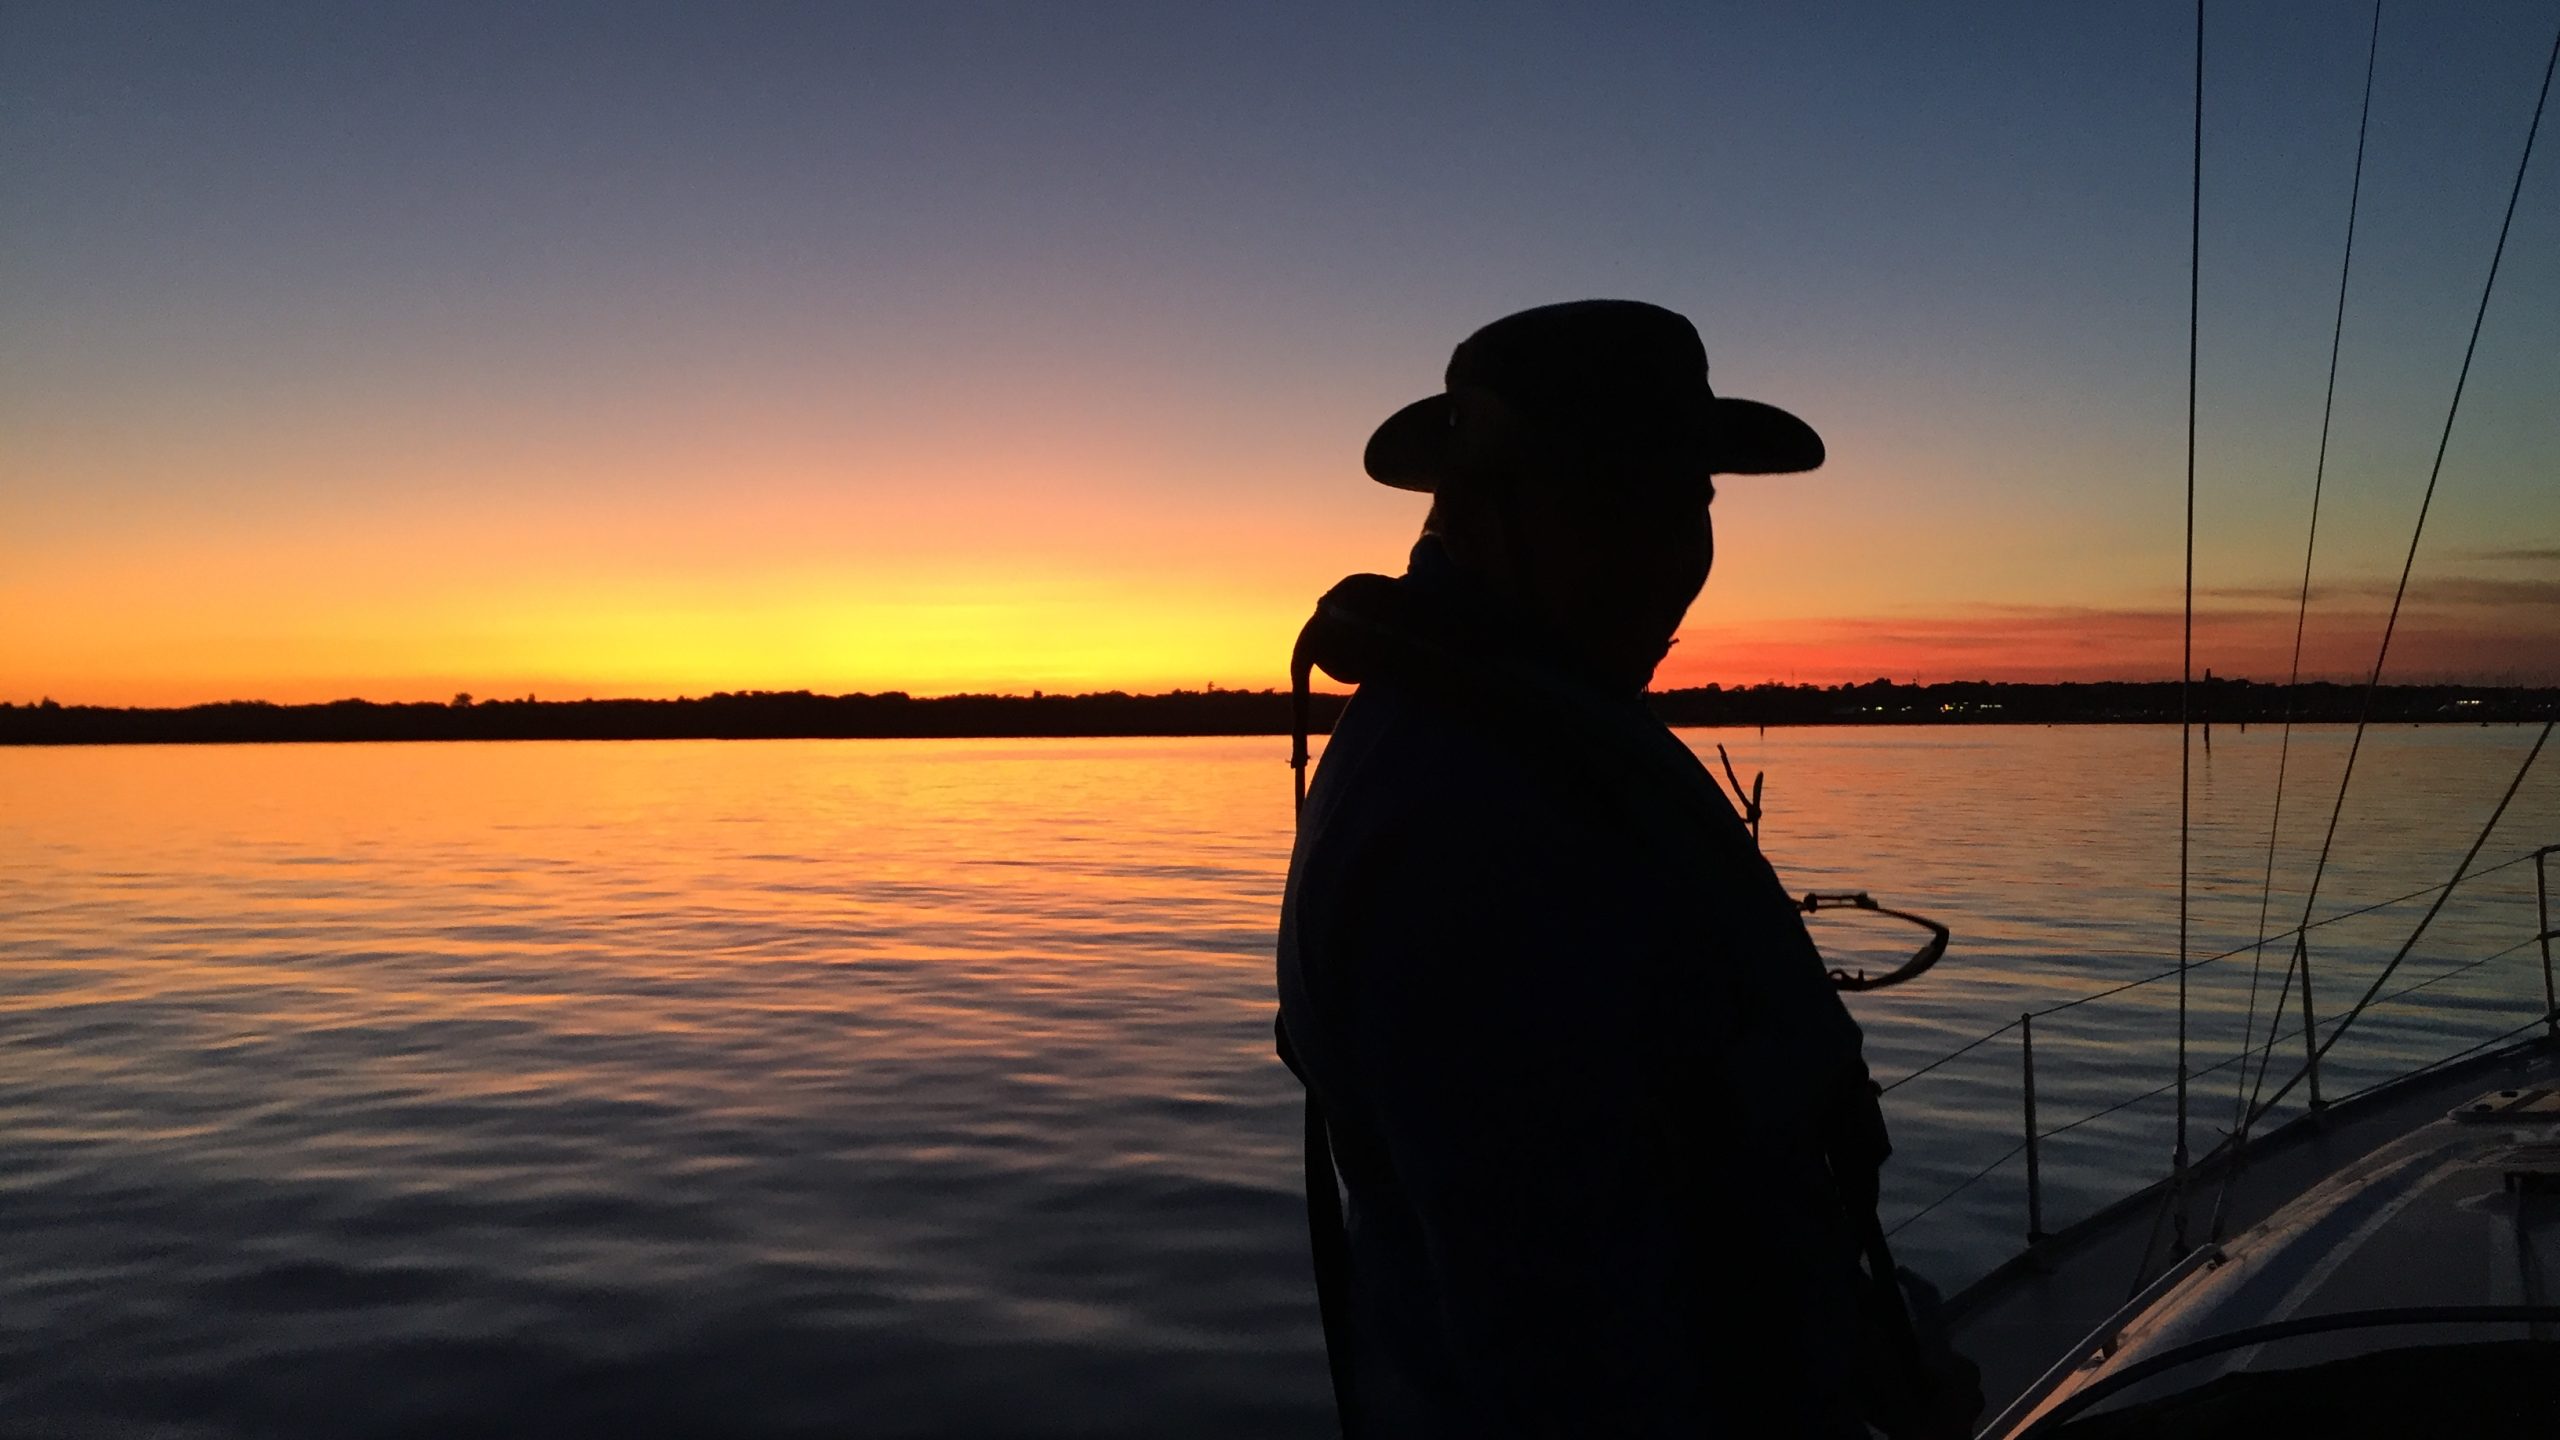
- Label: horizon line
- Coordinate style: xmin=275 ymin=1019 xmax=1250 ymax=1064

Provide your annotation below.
xmin=12 ymin=673 xmax=2557 ymax=713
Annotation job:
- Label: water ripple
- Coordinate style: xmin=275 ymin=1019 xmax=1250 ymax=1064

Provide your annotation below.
xmin=0 ymin=729 xmax=2549 ymax=1435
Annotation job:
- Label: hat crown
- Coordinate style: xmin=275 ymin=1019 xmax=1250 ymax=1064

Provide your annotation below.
xmin=1359 ymin=298 xmax=1821 ymax=491
xmin=1445 ymin=300 xmax=1715 ymax=441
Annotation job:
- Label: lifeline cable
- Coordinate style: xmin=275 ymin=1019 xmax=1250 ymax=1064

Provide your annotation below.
xmin=1878 ymin=844 xmax=2547 ymax=1100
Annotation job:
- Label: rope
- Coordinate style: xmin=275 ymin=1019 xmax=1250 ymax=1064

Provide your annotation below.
xmin=2229 ymin=0 xmax=2382 ymax=1154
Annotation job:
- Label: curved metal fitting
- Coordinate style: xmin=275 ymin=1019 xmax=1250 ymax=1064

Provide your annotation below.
xmin=1802 ymin=890 xmax=1952 ymax=992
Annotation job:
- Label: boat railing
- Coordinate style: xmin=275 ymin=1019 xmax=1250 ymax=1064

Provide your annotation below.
xmin=1875 ymin=841 xmax=2559 ymax=1263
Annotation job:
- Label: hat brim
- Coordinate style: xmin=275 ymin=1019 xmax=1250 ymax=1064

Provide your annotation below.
xmin=1361 ymin=393 xmax=1825 ymax=492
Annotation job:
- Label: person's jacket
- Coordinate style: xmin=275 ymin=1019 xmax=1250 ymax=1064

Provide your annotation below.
xmin=1276 ymin=537 xmax=1878 ymax=1437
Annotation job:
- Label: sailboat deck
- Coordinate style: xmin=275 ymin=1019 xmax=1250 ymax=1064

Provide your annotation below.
xmin=1945 ymin=1034 xmax=2560 ymax=1430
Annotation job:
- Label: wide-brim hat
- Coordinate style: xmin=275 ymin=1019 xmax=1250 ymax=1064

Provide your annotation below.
xmin=1363 ymin=299 xmax=1824 ymax=492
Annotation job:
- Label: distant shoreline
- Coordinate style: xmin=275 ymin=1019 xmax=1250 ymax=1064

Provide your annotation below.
xmin=4 ymin=680 xmax=2552 ymax=746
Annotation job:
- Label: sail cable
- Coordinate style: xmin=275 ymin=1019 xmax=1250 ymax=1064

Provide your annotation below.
xmin=2250 ymin=721 xmax=2553 ymax=1124
xmin=2220 ymin=0 xmax=2384 ymax=1213
xmin=2173 ymin=0 xmax=2203 ymax=1187
xmin=2239 ymin=17 xmax=2560 ymax=1140
xmin=2275 ymin=17 xmax=2560 ymax=992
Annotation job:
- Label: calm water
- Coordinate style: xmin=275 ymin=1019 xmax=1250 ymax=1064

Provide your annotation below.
xmin=3 ymin=725 xmax=2554 ymax=1437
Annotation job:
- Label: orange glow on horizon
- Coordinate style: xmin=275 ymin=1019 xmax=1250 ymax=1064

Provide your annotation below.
xmin=8 ymin=394 xmax=2551 ymax=706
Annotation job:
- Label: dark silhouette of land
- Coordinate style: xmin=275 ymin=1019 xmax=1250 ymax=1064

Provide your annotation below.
xmin=3 ymin=678 xmax=2551 ymax=746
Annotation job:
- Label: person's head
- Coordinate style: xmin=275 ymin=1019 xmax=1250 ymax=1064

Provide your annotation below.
xmin=1364 ymin=300 xmax=1823 ymax=691
xmin=1419 ymin=403 xmax=1718 ymax=691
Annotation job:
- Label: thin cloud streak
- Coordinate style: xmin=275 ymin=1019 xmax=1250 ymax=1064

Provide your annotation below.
xmin=1671 ymin=593 xmax=2560 ymax=687
xmin=2197 ymin=575 xmax=2560 ymax=607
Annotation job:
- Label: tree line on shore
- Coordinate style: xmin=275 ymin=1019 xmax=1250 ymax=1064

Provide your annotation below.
xmin=3 ymin=677 xmax=2552 ymax=745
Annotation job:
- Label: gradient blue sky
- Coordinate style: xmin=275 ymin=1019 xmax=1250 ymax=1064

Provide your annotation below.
xmin=5 ymin=1 xmax=2554 ymax=702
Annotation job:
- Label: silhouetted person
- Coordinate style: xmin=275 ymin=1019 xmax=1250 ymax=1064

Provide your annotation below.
xmin=1276 ymin=301 xmax=1975 ymax=1437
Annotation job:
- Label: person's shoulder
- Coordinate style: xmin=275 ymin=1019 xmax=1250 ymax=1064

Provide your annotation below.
xmin=1312 ymin=675 xmax=1552 ymax=833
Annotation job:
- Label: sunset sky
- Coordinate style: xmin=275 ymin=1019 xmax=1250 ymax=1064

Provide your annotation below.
xmin=6 ymin=1 xmax=2555 ymax=706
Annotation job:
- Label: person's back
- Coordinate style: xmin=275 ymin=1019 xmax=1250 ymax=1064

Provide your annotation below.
xmin=1273 ymin=301 xmax=1968 ymax=1437
xmin=1278 ymin=537 xmax=1871 ymax=1436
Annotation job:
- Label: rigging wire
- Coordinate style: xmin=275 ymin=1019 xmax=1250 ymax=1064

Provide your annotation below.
xmin=2249 ymin=721 xmax=2552 ymax=1124
xmin=2236 ymin=14 xmax=2560 ymax=1135
xmin=2263 ymin=14 xmax=2560 ymax=1086
xmin=2173 ymin=0 xmax=2203 ymax=1188
xmin=2218 ymin=0 xmax=2383 ymax=1233
xmin=2141 ymin=0 xmax=2210 ymax=1286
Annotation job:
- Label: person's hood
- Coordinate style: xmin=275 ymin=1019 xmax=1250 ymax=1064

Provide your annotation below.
xmin=1296 ymin=536 xmax=1652 ymax=699
xmin=1286 ymin=536 xmax=1654 ymax=813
